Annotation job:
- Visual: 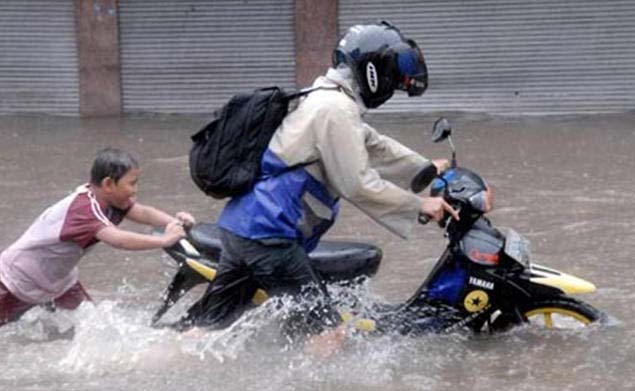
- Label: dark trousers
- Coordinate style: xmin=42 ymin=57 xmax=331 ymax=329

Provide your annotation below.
xmin=182 ymin=228 xmax=339 ymax=333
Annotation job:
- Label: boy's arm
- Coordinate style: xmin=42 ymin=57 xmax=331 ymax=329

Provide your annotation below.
xmin=125 ymin=203 xmax=194 ymax=228
xmin=96 ymin=222 xmax=184 ymax=250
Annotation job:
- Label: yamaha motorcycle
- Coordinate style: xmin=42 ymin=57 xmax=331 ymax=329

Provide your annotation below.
xmin=153 ymin=118 xmax=605 ymax=333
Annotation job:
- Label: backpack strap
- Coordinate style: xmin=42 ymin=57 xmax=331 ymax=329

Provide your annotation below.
xmin=285 ymin=85 xmax=342 ymax=101
xmin=264 ymin=85 xmax=343 ymax=179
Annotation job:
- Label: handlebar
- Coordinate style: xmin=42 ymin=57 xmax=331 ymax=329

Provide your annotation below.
xmin=413 ymin=163 xmax=441 ymax=226
xmin=410 ymin=163 xmax=438 ymax=194
xmin=418 ymin=204 xmax=461 ymax=228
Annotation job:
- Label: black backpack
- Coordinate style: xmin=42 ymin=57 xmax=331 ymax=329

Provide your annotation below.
xmin=189 ymin=86 xmax=326 ymax=199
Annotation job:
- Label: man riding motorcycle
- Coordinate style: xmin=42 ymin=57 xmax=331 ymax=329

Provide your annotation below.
xmin=178 ymin=21 xmax=458 ymax=353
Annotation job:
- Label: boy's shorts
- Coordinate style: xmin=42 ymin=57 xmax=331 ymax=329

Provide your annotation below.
xmin=0 ymin=280 xmax=92 ymax=326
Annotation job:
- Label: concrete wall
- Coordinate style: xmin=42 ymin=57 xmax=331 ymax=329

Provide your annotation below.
xmin=75 ymin=0 xmax=338 ymax=117
xmin=6 ymin=1 xmax=635 ymax=116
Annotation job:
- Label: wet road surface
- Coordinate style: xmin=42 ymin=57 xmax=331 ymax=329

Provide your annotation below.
xmin=1 ymin=112 xmax=634 ymax=390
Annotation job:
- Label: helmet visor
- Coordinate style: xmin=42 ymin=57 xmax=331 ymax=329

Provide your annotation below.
xmin=396 ymin=40 xmax=428 ymax=96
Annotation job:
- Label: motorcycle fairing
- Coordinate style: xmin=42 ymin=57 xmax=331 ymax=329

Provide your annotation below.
xmin=459 ymin=224 xmax=504 ymax=266
xmin=503 ymin=228 xmax=531 ymax=267
xmin=529 ymin=264 xmax=596 ymax=294
xmin=426 ymin=261 xmax=468 ymax=304
xmin=431 ymin=168 xmax=491 ymax=213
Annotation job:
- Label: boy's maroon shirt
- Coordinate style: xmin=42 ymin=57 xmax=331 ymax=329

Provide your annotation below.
xmin=0 ymin=184 xmax=128 ymax=303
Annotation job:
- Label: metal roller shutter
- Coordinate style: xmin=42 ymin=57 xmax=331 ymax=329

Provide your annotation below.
xmin=0 ymin=0 xmax=79 ymax=116
xmin=119 ymin=0 xmax=295 ymax=114
xmin=339 ymin=0 xmax=635 ymax=114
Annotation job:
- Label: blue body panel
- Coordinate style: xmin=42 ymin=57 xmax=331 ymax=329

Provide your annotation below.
xmin=426 ymin=261 xmax=468 ymax=304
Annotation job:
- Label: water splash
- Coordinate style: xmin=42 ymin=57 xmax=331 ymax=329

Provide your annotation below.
xmin=59 ymin=301 xmax=181 ymax=374
xmin=0 ymin=278 xmax=619 ymax=391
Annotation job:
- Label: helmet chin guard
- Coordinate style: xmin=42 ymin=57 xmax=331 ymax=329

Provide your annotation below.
xmin=333 ymin=21 xmax=428 ymax=108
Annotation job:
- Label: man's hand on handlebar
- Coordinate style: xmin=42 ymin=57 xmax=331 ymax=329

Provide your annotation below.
xmin=431 ymin=159 xmax=450 ymax=174
xmin=420 ymin=196 xmax=460 ymax=223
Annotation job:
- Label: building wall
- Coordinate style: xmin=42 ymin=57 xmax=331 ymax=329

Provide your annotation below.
xmin=1 ymin=0 xmax=634 ymax=116
xmin=0 ymin=0 xmax=79 ymax=116
xmin=339 ymin=0 xmax=635 ymax=114
xmin=118 ymin=0 xmax=297 ymax=114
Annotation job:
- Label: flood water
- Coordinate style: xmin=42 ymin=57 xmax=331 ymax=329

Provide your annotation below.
xmin=1 ymin=112 xmax=634 ymax=390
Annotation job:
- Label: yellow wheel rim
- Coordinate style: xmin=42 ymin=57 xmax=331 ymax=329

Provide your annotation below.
xmin=524 ymin=307 xmax=592 ymax=328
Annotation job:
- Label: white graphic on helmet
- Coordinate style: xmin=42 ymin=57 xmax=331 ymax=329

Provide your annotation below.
xmin=366 ymin=62 xmax=378 ymax=93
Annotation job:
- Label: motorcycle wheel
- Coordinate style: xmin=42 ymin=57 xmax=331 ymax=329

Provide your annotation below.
xmin=490 ymin=297 xmax=604 ymax=331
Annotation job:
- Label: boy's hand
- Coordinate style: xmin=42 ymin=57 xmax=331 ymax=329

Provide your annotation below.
xmin=175 ymin=212 xmax=196 ymax=229
xmin=163 ymin=221 xmax=186 ymax=246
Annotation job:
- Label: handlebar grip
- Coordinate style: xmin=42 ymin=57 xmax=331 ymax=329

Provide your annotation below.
xmin=411 ymin=163 xmax=438 ymax=193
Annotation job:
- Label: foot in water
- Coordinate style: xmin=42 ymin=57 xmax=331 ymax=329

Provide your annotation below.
xmin=304 ymin=325 xmax=347 ymax=359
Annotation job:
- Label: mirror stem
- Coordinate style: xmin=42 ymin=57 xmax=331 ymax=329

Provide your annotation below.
xmin=448 ymin=136 xmax=457 ymax=167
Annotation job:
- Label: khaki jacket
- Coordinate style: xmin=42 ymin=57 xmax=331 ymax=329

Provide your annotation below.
xmin=268 ymin=67 xmax=429 ymax=239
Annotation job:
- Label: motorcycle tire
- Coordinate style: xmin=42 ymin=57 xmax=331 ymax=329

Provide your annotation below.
xmin=490 ymin=296 xmax=605 ymax=331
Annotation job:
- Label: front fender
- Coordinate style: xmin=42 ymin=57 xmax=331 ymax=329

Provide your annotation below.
xmin=529 ymin=264 xmax=596 ymax=294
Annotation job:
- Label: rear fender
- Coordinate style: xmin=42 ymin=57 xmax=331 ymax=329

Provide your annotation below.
xmin=184 ymin=258 xmax=268 ymax=305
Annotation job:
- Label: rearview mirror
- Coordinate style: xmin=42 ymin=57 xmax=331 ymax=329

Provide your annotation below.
xmin=432 ymin=117 xmax=452 ymax=143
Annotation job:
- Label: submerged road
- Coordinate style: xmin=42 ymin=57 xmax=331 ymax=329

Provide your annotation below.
xmin=1 ymin=112 xmax=634 ymax=390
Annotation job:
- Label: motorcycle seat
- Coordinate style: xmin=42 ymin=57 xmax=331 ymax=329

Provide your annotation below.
xmin=309 ymin=240 xmax=382 ymax=281
xmin=188 ymin=223 xmax=223 ymax=259
xmin=189 ymin=223 xmax=382 ymax=282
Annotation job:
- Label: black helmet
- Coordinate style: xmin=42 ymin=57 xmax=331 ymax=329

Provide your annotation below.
xmin=332 ymin=21 xmax=428 ymax=108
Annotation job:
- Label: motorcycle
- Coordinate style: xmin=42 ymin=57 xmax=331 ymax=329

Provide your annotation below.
xmin=151 ymin=222 xmax=384 ymax=325
xmin=153 ymin=117 xmax=605 ymax=333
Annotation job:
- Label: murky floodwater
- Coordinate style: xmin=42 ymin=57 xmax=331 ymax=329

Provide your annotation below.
xmin=1 ymin=112 xmax=634 ymax=390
